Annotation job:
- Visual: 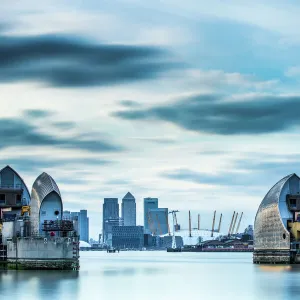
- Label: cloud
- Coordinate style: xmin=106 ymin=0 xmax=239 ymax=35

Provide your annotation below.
xmin=130 ymin=137 xmax=176 ymax=144
xmin=162 ymin=168 xmax=244 ymax=186
xmin=105 ymin=179 xmax=132 ymax=185
xmin=113 ymin=94 xmax=300 ymax=135
xmin=285 ymin=66 xmax=300 ymax=77
xmin=23 ymin=109 xmax=54 ymax=118
xmin=0 ymin=115 xmax=123 ymax=152
xmin=0 ymin=33 xmax=178 ymax=87
xmin=118 ymin=100 xmax=141 ymax=107
xmin=0 ymin=157 xmax=113 ymax=173
xmin=52 ymin=121 xmax=76 ymax=130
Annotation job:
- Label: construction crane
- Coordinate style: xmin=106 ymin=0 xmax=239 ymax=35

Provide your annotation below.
xmin=211 ymin=210 xmax=216 ymax=237
xmin=169 ymin=210 xmax=179 ymax=249
xmin=218 ymin=213 xmax=222 ymax=233
xmin=235 ymin=212 xmax=243 ymax=234
xmin=228 ymin=211 xmax=235 ymax=236
xmin=21 ymin=206 xmax=31 ymax=216
xmin=231 ymin=212 xmax=239 ymax=235
xmin=156 ymin=214 xmax=163 ymax=235
xmin=174 ymin=212 xmax=179 ymax=231
xmin=165 ymin=211 xmax=171 ymax=236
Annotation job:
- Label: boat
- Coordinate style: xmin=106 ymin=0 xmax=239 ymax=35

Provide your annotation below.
xmin=167 ymin=247 xmax=182 ymax=252
xmin=107 ymin=247 xmax=119 ymax=253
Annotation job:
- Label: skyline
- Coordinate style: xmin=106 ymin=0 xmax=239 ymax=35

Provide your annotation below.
xmin=2 ymin=1 xmax=300 ymax=237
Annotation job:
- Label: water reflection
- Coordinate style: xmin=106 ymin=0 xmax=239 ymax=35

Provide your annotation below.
xmin=2 ymin=252 xmax=300 ymax=300
xmin=0 ymin=270 xmax=79 ymax=299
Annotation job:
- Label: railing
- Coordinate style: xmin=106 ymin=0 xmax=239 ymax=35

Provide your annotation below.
xmin=42 ymin=220 xmax=74 ymax=232
xmin=0 ymin=184 xmax=22 ymax=189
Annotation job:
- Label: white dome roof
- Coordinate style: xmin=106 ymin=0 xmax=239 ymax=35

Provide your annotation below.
xmin=79 ymin=240 xmax=91 ymax=248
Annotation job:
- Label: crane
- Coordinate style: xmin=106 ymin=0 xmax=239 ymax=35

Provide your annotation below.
xmin=174 ymin=212 xmax=179 ymax=231
xmin=169 ymin=210 xmax=179 ymax=249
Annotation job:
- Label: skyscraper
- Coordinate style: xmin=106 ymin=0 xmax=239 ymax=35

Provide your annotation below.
xmin=79 ymin=210 xmax=89 ymax=243
xmin=144 ymin=197 xmax=158 ymax=234
xmin=103 ymin=198 xmax=119 ymax=243
xmin=122 ymin=192 xmax=136 ymax=226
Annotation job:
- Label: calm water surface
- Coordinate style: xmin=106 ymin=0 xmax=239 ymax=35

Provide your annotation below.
xmin=1 ymin=251 xmax=300 ymax=299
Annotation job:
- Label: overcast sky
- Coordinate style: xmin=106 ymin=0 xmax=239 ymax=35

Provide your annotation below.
xmin=2 ymin=0 xmax=300 ymax=238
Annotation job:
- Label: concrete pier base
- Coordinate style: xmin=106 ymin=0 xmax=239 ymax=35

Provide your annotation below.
xmin=6 ymin=258 xmax=79 ymax=270
xmin=253 ymin=251 xmax=291 ymax=264
xmin=5 ymin=236 xmax=80 ymax=270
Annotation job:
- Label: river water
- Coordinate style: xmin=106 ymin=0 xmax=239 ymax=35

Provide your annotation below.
xmin=1 ymin=251 xmax=300 ymax=299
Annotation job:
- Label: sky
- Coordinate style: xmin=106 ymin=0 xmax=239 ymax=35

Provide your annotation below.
xmin=2 ymin=0 xmax=300 ymax=238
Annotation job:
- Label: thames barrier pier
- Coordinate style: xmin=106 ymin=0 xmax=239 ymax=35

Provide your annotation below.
xmin=0 ymin=166 xmax=79 ymax=270
xmin=254 ymin=173 xmax=300 ymax=264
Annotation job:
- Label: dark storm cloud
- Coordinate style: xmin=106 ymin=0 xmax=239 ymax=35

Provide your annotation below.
xmin=0 ymin=117 xmax=123 ymax=152
xmin=0 ymin=34 xmax=178 ymax=87
xmin=114 ymin=94 xmax=300 ymax=135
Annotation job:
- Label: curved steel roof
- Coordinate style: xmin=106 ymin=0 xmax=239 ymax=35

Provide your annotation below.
xmin=32 ymin=172 xmax=61 ymax=201
xmin=254 ymin=173 xmax=300 ymax=251
xmin=256 ymin=174 xmax=295 ymax=213
xmin=0 ymin=165 xmax=31 ymax=199
xmin=30 ymin=172 xmax=61 ymax=234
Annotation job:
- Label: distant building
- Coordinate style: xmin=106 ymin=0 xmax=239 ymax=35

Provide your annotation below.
xmin=148 ymin=208 xmax=169 ymax=235
xmin=122 ymin=192 xmax=136 ymax=226
xmin=79 ymin=210 xmax=89 ymax=243
xmin=104 ymin=218 xmax=123 ymax=246
xmin=63 ymin=210 xmax=88 ymax=242
xmin=103 ymin=198 xmax=119 ymax=243
xmin=112 ymin=226 xmax=144 ymax=249
xmin=144 ymin=197 xmax=158 ymax=234
xmin=244 ymin=225 xmax=253 ymax=237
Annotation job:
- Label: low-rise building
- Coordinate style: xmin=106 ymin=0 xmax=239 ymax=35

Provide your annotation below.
xmin=112 ymin=226 xmax=144 ymax=249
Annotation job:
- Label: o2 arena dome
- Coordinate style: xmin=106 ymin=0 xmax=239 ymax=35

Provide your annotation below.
xmin=254 ymin=173 xmax=300 ymax=264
